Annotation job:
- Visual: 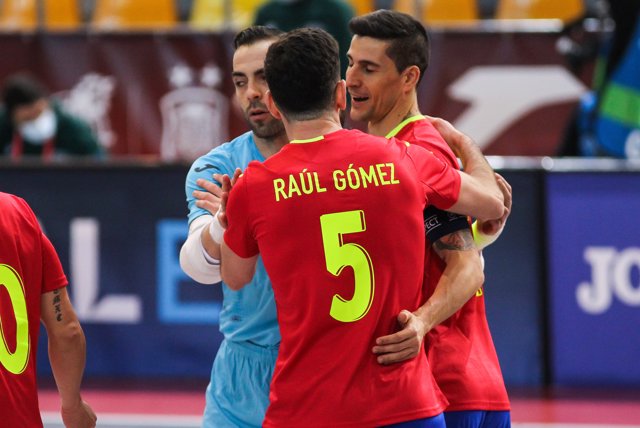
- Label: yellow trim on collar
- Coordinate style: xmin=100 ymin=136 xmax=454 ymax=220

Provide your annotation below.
xmin=290 ymin=135 xmax=325 ymax=144
xmin=385 ymin=115 xmax=425 ymax=139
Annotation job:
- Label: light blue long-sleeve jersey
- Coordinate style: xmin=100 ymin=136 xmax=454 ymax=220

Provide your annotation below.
xmin=185 ymin=131 xmax=280 ymax=346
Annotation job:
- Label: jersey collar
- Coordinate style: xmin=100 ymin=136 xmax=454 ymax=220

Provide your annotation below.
xmin=385 ymin=115 xmax=425 ymax=139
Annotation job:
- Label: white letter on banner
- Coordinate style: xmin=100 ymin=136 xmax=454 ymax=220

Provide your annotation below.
xmin=613 ymin=248 xmax=640 ymax=306
xmin=576 ymin=247 xmax=615 ymax=315
xmin=448 ymin=65 xmax=586 ymax=149
xmin=70 ymin=218 xmax=142 ymax=323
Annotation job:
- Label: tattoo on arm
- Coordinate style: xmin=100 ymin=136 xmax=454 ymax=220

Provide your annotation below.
xmin=433 ymin=229 xmax=475 ymax=253
xmin=52 ymin=289 xmax=63 ymax=322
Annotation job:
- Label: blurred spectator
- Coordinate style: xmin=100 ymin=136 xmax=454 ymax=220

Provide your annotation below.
xmin=253 ymin=0 xmax=354 ymax=77
xmin=560 ymin=0 xmax=640 ymax=157
xmin=0 ymin=74 xmax=101 ymax=160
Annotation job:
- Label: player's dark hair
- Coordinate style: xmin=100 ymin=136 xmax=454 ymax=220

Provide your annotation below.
xmin=1 ymin=73 xmax=48 ymax=117
xmin=349 ymin=9 xmax=430 ymax=83
xmin=234 ymin=25 xmax=283 ymax=50
xmin=264 ymin=28 xmax=340 ymax=121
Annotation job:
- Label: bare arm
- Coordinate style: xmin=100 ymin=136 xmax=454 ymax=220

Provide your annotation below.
xmin=426 ymin=116 xmax=504 ymax=221
xmin=41 ymin=287 xmax=96 ymax=428
xmin=218 ymin=169 xmax=258 ymax=290
xmin=220 ymin=243 xmax=259 ymax=290
xmin=373 ymin=229 xmax=483 ymax=365
xmin=473 ymin=173 xmax=513 ymax=248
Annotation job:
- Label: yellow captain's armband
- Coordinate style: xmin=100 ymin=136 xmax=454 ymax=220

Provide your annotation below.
xmin=0 ymin=264 xmax=30 ymax=374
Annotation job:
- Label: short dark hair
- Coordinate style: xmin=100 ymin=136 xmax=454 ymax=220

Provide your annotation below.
xmin=264 ymin=28 xmax=340 ymax=121
xmin=1 ymin=73 xmax=48 ymax=116
xmin=233 ymin=25 xmax=283 ymax=50
xmin=349 ymin=10 xmax=430 ymax=83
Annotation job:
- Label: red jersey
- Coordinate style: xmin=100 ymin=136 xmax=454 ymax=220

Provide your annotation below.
xmin=389 ymin=116 xmax=510 ymax=411
xmin=0 ymin=193 xmax=68 ymax=428
xmin=224 ymin=129 xmax=461 ymax=427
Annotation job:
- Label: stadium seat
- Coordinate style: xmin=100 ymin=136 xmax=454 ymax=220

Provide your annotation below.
xmin=423 ymin=0 xmax=479 ymax=23
xmin=92 ymin=0 xmax=178 ymax=29
xmin=347 ymin=0 xmax=374 ymax=16
xmin=496 ymin=0 xmax=585 ymax=22
xmin=189 ymin=0 xmax=225 ymax=30
xmin=0 ymin=0 xmax=37 ymax=30
xmin=189 ymin=0 xmax=267 ymax=30
xmin=43 ymin=0 xmax=81 ymax=30
xmin=393 ymin=0 xmax=416 ymax=16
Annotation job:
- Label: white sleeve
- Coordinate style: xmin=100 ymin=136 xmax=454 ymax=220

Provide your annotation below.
xmin=179 ymin=215 xmax=221 ymax=284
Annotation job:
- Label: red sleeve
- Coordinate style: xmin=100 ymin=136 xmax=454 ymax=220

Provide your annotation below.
xmin=404 ymin=141 xmax=461 ymax=210
xmin=223 ymin=173 xmax=260 ymax=258
xmin=41 ymin=232 xmax=68 ymax=293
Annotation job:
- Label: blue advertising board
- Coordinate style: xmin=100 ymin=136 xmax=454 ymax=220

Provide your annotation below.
xmin=1 ymin=163 xmax=223 ymax=378
xmin=546 ymin=172 xmax=640 ymax=385
xmin=1 ymin=164 xmax=546 ymax=385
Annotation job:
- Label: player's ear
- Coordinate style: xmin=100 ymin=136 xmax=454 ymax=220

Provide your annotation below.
xmin=402 ymin=65 xmax=420 ymax=91
xmin=335 ymin=80 xmax=347 ymax=111
xmin=266 ymin=90 xmax=282 ymax=120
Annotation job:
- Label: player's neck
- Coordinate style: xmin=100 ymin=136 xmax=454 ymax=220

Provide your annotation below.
xmin=284 ymin=113 xmax=342 ymax=142
xmin=368 ymin=94 xmax=420 ymax=138
xmin=254 ymin=133 xmax=289 ymax=159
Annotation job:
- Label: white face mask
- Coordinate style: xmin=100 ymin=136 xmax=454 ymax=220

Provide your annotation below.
xmin=19 ymin=108 xmax=57 ymax=144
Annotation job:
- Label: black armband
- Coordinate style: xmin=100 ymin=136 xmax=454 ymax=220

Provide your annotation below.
xmin=423 ymin=206 xmax=470 ymax=244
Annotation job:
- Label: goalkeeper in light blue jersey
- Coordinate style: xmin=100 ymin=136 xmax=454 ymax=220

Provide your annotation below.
xmin=179 ymin=26 xmax=287 ymax=428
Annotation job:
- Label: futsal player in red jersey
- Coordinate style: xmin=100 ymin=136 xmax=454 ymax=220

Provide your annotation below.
xmin=218 ymin=28 xmax=504 ymax=427
xmin=346 ymin=10 xmax=512 ymax=428
xmin=0 ymin=192 xmax=96 ymax=428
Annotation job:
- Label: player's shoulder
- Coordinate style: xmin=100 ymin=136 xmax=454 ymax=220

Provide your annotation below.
xmin=188 ymin=131 xmax=255 ymax=177
xmin=0 ymin=192 xmax=39 ymax=230
xmin=403 ymin=119 xmax=458 ymax=167
xmin=0 ymin=192 xmax=30 ymax=213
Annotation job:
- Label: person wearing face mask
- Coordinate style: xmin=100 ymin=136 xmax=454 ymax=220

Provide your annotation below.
xmin=0 ymin=74 xmax=101 ymax=160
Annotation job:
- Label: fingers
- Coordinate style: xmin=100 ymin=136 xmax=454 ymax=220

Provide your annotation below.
xmin=495 ymin=173 xmax=512 ymax=214
xmin=374 ymin=329 xmax=413 ymax=348
xmin=231 ymin=168 xmax=242 ymax=186
xmin=196 ymin=178 xmax=222 ymax=197
xmin=193 ymin=189 xmax=221 ymax=215
xmin=372 ymin=329 xmax=421 ymax=364
xmin=377 ymin=347 xmax=418 ymax=365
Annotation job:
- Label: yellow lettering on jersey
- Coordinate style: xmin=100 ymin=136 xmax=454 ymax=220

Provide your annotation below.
xmin=0 ymin=264 xmax=30 ymax=374
xmin=274 ymin=163 xmax=400 ymax=201
xmin=274 ymin=170 xmax=327 ymax=202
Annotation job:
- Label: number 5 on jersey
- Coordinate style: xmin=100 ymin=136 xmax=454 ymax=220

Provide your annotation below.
xmin=320 ymin=210 xmax=375 ymax=322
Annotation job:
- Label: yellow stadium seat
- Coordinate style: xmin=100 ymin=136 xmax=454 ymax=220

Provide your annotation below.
xmin=190 ymin=0 xmax=268 ymax=31
xmin=233 ymin=0 xmax=268 ymax=29
xmin=393 ymin=0 xmax=416 ymax=16
xmin=92 ymin=0 xmax=178 ymax=29
xmin=43 ymin=0 xmax=81 ymax=30
xmin=347 ymin=0 xmax=374 ymax=16
xmin=189 ymin=0 xmax=225 ymax=30
xmin=496 ymin=0 xmax=585 ymax=22
xmin=423 ymin=0 xmax=478 ymax=23
xmin=0 ymin=0 xmax=37 ymax=30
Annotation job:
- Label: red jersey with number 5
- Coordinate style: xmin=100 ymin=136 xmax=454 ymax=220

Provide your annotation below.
xmin=0 ymin=193 xmax=68 ymax=428
xmin=224 ymin=129 xmax=461 ymax=427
